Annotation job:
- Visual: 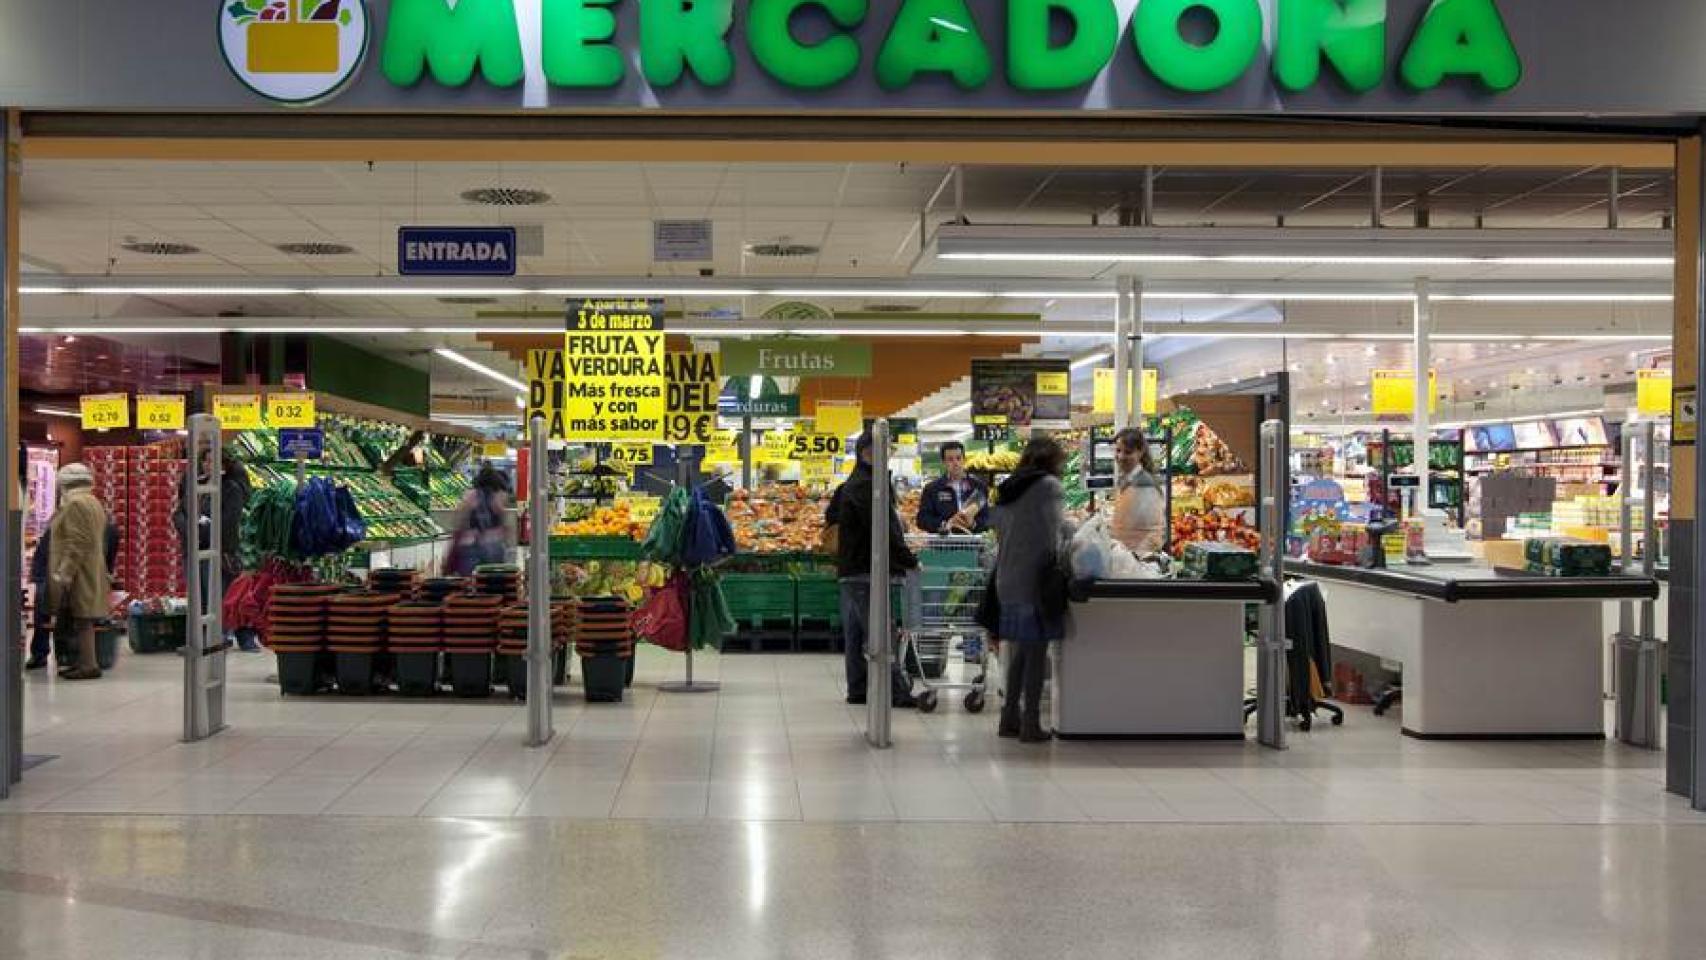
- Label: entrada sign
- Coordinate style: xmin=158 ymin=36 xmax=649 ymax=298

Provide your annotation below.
xmin=239 ymin=0 xmax=1521 ymax=107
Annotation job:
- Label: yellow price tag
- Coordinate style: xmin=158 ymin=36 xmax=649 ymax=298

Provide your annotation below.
xmin=1036 ymin=371 xmax=1070 ymax=396
xmin=1093 ymin=369 xmax=1160 ymax=416
xmin=1638 ymin=369 xmax=1673 ymax=417
xmin=705 ymin=431 xmax=742 ymax=465
xmin=611 ymin=442 xmax=653 ymax=469
xmin=973 ymin=414 xmax=1009 ymax=427
xmin=136 ymin=395 xmax=185 ymax=431
xmin=481 ymin=442 xmax=510 ymax=459
xmin=801 ymin=458 xmax=835 ymax=484
xmin=756 ymin=432 xmax=793 ymax=464
xmin=790 ymin=430 xmax=844 ymax=460
xmin=618 ymin=494 xmax=662 ymax=524
xmin=80 ymin=394 xmax=129 ymax=431
xmin=212 ymin=394 xmax=264 ymax=430
xmin=815 ymin=400 xmax=864 ymax=438
xmin=267 ymin=393 xmax=316 ymax=429
xmin=1371 ymin=370 xmax=1438 ymax=416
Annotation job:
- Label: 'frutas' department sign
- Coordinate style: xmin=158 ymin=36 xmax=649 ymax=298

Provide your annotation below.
xmin=223 ymin=0 xmax=1524 ymax=107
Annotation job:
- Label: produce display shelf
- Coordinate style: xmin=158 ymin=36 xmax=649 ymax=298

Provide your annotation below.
xmin=551 ymin=536 xmax=646 ymax=561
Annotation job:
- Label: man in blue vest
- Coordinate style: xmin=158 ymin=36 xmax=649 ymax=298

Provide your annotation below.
xmin=915 ymin=441 xmax=990 ymax=535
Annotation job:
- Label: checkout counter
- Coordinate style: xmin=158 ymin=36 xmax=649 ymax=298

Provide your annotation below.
xmin=1054 ymin=578 xmax=1280 ymax=739
xmin=1285 ymin=560 xmax=1659 ymax=739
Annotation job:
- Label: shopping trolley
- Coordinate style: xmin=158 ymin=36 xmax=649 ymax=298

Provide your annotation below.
xmin=899 ymin=534 xmax=992 ymax=713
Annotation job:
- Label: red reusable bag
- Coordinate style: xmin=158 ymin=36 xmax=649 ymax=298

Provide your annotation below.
xmin=633 ymin=574 xmax=689 ymax=652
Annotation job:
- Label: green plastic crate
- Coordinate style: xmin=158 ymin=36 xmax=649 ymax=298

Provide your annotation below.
xmin=724 ymin=573 xmax=797 ymax=626
xmin=795 ymin=573 xmax=841 ymax=627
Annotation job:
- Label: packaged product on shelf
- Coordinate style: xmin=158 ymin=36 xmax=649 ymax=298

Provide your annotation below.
xmin=554 ymin=502 xmax=648 ymax=540
xmin=726 ymin=484 xmax=833 ymax=553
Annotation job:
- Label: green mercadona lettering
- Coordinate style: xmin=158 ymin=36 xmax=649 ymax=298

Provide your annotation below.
xmin=380 ymin=0 xmax=1521 ymax=96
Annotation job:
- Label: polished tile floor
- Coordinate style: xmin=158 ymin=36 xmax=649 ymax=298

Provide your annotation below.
xmin=4 ymin=646 xmax=1706 ymax=958
xmin=2 ymin=644 xmax=1699 ymax=825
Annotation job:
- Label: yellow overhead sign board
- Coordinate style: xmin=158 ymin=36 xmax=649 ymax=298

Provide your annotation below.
xmin=1371 ymin=370 xmax=1439 ymax=416
xmin=80 ymin=394 xmax=129 ymax=431
xmin=1092 ymin=368 xmax=1159 ymax=416
xmin=213 ymin=394 xmax=264 ymax=430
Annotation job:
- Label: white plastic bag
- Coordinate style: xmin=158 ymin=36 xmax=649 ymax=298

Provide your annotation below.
xmin=1072 ymin=514 xmax=1164 ymax=581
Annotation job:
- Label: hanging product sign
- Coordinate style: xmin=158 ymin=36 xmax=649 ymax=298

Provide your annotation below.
xmin=720 ymin=393 xmax=802 ymax=418
xmin=213 ymin=394 xmax=265 ymax=430
xmin=815 ymin=400 xmax=864 ymax=438
xmin=527 ymin=349 xmax=567 ymax=440
xmin=705 ymin=432 xmax=743 ymax=466
xmin=972 ymin=358 xmax=1072 ymax=430
xmin=563 ymin=298 xmax=668 ymax=441
xmin=721 ymin=338 xmax=872 ymax=378
xmin=618 ymin=493 xmax=662 ymax=524
xmin=482 ymin=441 xmax=510 ymax=459
xmin=653 ymin=219 xmax=713 ymax=262
xmin=80 ymin=394 xmax=129 ymax=431
xmin=609 ymin=442 xmax=655 ymax=470
xmin=135 ymin=394 xmax=186 ymax=431
xmin=1093 ymin=368 xmax=1161 ymax=416
xmin=267 ymin=392 xmax=317 ymax=429
xmin=665 ymin=351 xmax=722 ymax=444
xmin=1638 ymin=369 xmax=1674 ymax=417
xmin=398 ymin=226 xmax=518 ymax=276
xmin=278 ymin=428 xmax=325 ymax=461
xmin=790 ymin=427 xmax=845 ymax=460
xmin=800 ymin=458 xmax=835 ymax=485
xmin=756 ymin=431 xmax=794 ymax=464
xmin=1370 ymin=369 xmax=1439 ymax=416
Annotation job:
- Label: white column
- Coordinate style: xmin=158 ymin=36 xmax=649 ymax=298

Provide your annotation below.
xmin=1413 ymin=280 xmax=1433 ymax=525
xmin=1113 ymin=276 xmax=1142 ymax=430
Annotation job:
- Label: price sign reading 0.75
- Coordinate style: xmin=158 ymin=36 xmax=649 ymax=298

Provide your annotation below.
xmin=267 ymin=394 xmax=316 ymax=429
xmin=790 ymin=433 xmax=843 ymax=459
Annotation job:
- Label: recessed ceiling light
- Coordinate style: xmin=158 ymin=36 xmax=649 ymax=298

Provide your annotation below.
xmin=277 ymin=242 xmax=356 ymax=256
xmin=461 ymin=187 xmax=552 ymax=206
xmin=120 ymin=241 xmax=200 ymax=256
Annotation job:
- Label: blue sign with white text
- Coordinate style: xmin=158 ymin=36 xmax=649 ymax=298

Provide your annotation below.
xmin=398 ymin=227 xmax=518 ymax=277
xmin=279 ymin=429 xmax=324 ymax=461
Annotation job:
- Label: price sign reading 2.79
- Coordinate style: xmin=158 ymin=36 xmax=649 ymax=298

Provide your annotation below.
xmin=790 ymin=432 xmax=843 ymax=459
xmin=80 ymin=394 xmax=130 ymax=431
xmin=267 ymin=393 xmax=317 ymax=429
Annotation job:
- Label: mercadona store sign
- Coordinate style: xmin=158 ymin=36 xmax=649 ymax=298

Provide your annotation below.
xmin=377 ymin=0 xmax=1520 ymax=96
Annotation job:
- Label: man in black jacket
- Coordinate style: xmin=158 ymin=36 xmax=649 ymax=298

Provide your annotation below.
xmin=915 ymin=441 xmax=989 ymax=534
xmin=828 ymin=431 xmax=919 ymax=706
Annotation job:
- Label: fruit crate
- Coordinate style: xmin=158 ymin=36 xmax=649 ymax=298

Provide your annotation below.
xmin=723 ymin=574 xmax=796 ymax=626
xmin=794 ymin=573 xmax=841 ymax=628
xmin=550 ymin=535 xmax=645 ymax=562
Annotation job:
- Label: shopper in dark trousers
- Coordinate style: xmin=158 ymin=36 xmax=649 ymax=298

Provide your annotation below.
xmin=991 ymin=436 xmax=1074 ymax=742
xmin=28 ymin=513 xmax=119 ymax=671
xmin=174 ymin=450 xmax=254 ymax=649
xmin=830 ymin=431 xmax=919 ymax=706
xmin=47 ymin=464 xmax=113 ymax=681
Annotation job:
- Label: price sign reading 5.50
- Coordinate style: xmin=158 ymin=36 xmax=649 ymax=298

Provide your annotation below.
xmin=80 ymin=394 xmax=130 ymax=431
xmin=790 ymin=432 xmax=843 ymax=459
xmin=267 ymin=393 xmax=316 ymax=429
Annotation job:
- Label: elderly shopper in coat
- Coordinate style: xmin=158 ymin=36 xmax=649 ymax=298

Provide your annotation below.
xmin=47 ymin=463 xmax=112 ymax=681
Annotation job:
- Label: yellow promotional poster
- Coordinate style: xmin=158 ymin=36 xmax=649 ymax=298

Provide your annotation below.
xmin=526 ymin=349 xmax=567 ymax=440
xmin=213 ymin=394 xmax=265 ymax=430
xmin=705 ymin=432 xmax=742 ymax=466
xmin=801 ymin=459 xmax=835 ymax=484
xmin=136 ymin=395 xmax=185 ymax=431
xmin=815 ymin=400 xmax=864 ymax=438
xmin=80 ymin=394 xmax=129 ymax=431
xmin=267 ymin=393 xmax=316 ymax=429
xmin=1371 ymin=370 xmax=1439 ymax=416
xmin=482 ymin=442 xmax=510 ymax=460
xmin=665 ymin=351 xmax=722 ymax=444
xmin=1035 ymin=371 xmax=1070 ymax=396
xmin=564 ymin=298 xmax=667 ymax=441
xmin=1638 ymin=370 xmax=1674 ymax=417
xmin=757 ymin=432 xmax=794 ymax=464
xmin=1092 ymin=369 xmax=1160 ymax=416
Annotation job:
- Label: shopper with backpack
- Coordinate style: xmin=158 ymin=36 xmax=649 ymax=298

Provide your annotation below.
xmin=449 ymin=465 xmax=513 ymax=576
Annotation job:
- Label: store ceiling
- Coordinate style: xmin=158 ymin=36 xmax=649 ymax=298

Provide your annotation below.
xmin=16 ymin=159 xmax=1680 ymax=416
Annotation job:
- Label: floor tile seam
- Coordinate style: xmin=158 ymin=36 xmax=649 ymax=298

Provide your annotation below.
xmin=409 ymin=720 xmax=524 ymax=814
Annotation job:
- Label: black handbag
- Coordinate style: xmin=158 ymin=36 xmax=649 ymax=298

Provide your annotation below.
xmin=975 ymin=576 xmax=1000 ymax=634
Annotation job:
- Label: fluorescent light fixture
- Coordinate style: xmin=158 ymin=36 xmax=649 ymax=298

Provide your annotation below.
xmin=34 ymin=406 xmax=80 ymax=419
xmin=941 ymin=252 xmax=1672 ymax=267
xmin=920 ymin=402 xmax=972 ymax=427
xmin=514 ymin=396 xmax=526 ymax=410
xmin=311 ymin=287 xmax=520 ymax=297
xmin=242 ymin=327 xmax=418 ymax=334
xmin=920 ymin=423 xmax=973 ymax=433
xmin=1436 ymin=293 xmax=1673 ymax=303
xmin=673 ymin=327 xmax=788 ymax=336
xmin=21 ymin=286 xmax=301 ymax=296
xmin=1530 ymin=334 xmax=1671 ymax=342
xmin=1147 ymin=291 xmax=1418 ymax=303
xmin=38 ymin=326 xmax=227 ymax=335
xmin=420 ymin=327 xmax=564 ymax=335
xmin=767 ymin=289 xmax=992 ymax=299
xmin=996 ymin=291 xmax=1118 ymax=300
xmin=434 ymin=347 xmax=527 ymax=394
xmin=1071 ymin=350 xmax=1113 ymax=370
xmin=539 ymin=287 xmax=762 ymax=297
xmin=748 ymin=375 xmax=764 ymax=400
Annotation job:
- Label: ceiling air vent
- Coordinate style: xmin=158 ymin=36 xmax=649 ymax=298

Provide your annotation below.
xmin=461 ymin=187 xmax=552 ymax=207
xmin=745 ymin=240 xmax=820 ymax=258
xmin=120 ymin=241 xmax=200 ymax=256
xmin=277 ymin=242 xmax=355 ymax=256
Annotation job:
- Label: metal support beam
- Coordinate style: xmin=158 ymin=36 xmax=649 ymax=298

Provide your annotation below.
xmin=1414 ymin=281 xmax=1433 ymax=523
xmin=1142 ymin=167 xmax=1156 ymax=227
xmin=1113 ymin=278 xmax=1142 ymax=432
xmin=1255 ymin=420 xmax=1288 ymax=749
xmin=1690 ymin=129 xmax=1706 ymax=810
xmin=0 ymin=110 xmax=20 ymax=799
xmin=1610 ymin=167 xmax=1623 ymax=229
xmin=866 ymin=420 xmax=893 ymax=749
xmin=1617 ymin=422 xmax=1661 ymax=749
xmin=525 ymin=415 xmax=553 ymax=748
xmin=1372 ymin=166 xmax=1384 ymax=228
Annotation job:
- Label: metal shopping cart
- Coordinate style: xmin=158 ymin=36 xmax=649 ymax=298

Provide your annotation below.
xmin=899 ymin=534 xmax=992 ymax=713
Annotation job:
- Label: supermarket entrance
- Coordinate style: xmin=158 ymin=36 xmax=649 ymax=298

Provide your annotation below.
xmin=0 ymin=125 xmax=1699 ymax=819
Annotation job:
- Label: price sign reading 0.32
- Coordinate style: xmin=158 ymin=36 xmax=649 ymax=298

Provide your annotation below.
xmin=267 ymin=394 xmax=316 ymax=429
